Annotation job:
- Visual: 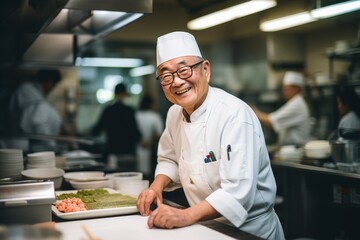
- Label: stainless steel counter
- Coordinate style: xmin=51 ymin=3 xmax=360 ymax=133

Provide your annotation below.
xmin=271 ymin=159 xmax=360 ymax=239
xmin=271 ymin=159 xmax=360 ymax=180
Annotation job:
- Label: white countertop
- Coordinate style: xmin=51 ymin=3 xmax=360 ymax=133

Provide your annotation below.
xmin=56 ymin=215 xmax=236 ymax=240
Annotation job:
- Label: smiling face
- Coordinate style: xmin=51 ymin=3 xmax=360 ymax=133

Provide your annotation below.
xmin=157 ymin=56 xmax=210 ymax=115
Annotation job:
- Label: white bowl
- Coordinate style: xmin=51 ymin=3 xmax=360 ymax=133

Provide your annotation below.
xmin=70 ymin=180 xmax=109 ymax=190
xmin=63 ymin=171 xmax=105 ymax=182
xmin=115 ymin=179 xmax=149 ymax=197
xmin=304 ymin=140 xmax=331 ymax=159
xmin=106 ymin=172 xmax=143 ymax=188
xmin=21 ymin=168 xmax=64 ymax=189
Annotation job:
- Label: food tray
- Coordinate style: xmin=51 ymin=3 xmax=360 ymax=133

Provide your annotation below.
xmin=52 ymin=188 xmax=138 ymax=220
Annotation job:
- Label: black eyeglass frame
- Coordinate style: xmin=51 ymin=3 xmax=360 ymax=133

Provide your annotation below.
xmin=156 ymin=60 xmax=205 ymax=86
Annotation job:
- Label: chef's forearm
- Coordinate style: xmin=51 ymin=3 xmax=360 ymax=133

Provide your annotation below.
xmin=150 ymin=174 xmax=172 ymax=192
xmin=186 ymin=200 xmax=221 ymax=223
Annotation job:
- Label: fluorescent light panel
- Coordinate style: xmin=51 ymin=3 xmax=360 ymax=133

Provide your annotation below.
xmin=260 ymin=12 xmax=317 ymax=32
xmin=311 ymin=0 xmax=360 ymax=18
xmin=129 ymin=65 xmax=155 ymax=77
xmin=260 ymin=0 xmax=360 ymax=32
xmin=188 ymin=0 xmax=276 ymax=30
xmin=76 ymin=57 xmax=143 ymax=68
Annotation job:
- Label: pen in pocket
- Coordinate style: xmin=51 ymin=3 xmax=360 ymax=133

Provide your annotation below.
xmin=227 ymin=144 xmax=231 ymax=161
xmin=209 ymin=151 xmax=217 ymax=162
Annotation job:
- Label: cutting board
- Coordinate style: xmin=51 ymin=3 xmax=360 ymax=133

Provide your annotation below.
xmin=56 ymin=215 xmax=235 ymax=240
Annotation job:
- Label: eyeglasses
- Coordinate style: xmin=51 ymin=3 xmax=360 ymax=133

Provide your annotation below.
xmin=156 ymin=60 xmax=204 ymax=86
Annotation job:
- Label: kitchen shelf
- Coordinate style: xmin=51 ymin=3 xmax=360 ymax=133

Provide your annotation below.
xmin=327 ymin=47 xmax=360 ymax=60
xmin=327 ymin=47 xmax=360 ymax=81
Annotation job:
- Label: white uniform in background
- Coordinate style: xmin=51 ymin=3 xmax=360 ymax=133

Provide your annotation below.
xmin=8 ymin=82 xmax=61 ymax=151
xmin=136 ymin=110 xmax=164 ymax=175
xmin=156 ymin=87 xmax=284 ymax=239
xmin=338 ymin=111 xmax=360 ymax=130
xmin=269 ymin=94 xmax=310 ymax=146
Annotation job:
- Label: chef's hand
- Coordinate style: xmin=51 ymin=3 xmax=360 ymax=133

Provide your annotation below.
xmin=147 ymin=198 xmax=196 ymax=229
xmin=136 ymin=188 xmax=162 ymax=216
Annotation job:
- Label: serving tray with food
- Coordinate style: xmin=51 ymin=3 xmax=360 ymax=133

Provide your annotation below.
xmin=52 ymin=188 xmax=138 ymax=220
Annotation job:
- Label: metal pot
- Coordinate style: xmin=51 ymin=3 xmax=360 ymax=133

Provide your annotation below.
xmin=330 ymin=139 xmax=347 ymax=163
xmin=330 ymin=139 xmax=360 ymax=164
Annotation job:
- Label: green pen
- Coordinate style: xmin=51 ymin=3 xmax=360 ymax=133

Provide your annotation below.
xmin=209 ymin=151 xmax=217 ymax=162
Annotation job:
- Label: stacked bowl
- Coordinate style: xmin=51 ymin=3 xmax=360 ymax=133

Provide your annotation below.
xmin=22 ymin=151 xmax=64 ymax=189
xmin=27 ymin=151 xmax=55 ymax=169
xmin=0 ymin=149 xmax=24 ymax=179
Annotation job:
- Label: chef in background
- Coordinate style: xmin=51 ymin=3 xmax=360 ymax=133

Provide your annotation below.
xmin=8 ymin=69 xmax=62 ymax=152
xmin=252 ymin=71 xmax=311 ymax=146
xmin=135 ymin=95 xmax=164 ymax=176
xmin=337 ymin=87 xmax=360 ymax=132
xmin=92 ymin=83 xmax=141 ymax=170
xmin=136 ymin=31 xmax=284 ymax=239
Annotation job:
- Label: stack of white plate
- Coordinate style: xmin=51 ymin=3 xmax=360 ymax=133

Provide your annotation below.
xmin=0 ymin=149 xmax=24 ymax=178
xmin=278 ymin=145 xmax=304 ymax=162
xmin=27 ymin=151 xmax=55 ymax=169
xmin=63 ymin=171 xmax=109 ymax=190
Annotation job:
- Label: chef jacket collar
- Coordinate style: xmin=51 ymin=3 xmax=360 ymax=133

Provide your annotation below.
xmin=183 ymin=87 xmax=212 ymax=123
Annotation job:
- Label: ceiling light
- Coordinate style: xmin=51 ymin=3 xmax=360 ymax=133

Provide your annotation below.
xmin=311 ymin=0 xmax=360 ymax=19
xmin=129 ymin=65 xmax=155 ymax=77
xmin=188 ymin=0 xmax=276 ymax=30
xmin=76 ymin=57 xmax=143 ymax=68
xmin=260 ymin=12 xmax=317 ymax=32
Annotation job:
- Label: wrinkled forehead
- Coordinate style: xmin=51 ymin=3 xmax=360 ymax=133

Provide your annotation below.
xmin=156 ymin=56 xmax=197 ymax=75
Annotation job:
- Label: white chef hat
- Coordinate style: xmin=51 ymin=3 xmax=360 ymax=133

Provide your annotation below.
xmin=283 ymin=71 xmax=304 ymax=87
xmin=156 ymin=31 xmax=202 ymax=67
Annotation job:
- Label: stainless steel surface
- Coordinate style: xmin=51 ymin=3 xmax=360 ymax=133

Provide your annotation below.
xmin=65 ymin=0 xmax=152 ymax=13
xmin=0 ymin=225 xmax=62 ymax=240
xmin=0 ymin=0 xmax=152 ymax=66
xmin=26 ymin=134 xmax=95 ymax=146
xmin=0 ymin=181 xmax=55 ymax=205
xmin=0 ymin=182 xmax=55 ymax=224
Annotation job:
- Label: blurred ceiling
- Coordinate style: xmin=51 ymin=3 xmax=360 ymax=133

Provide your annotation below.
xmin=78 ymin=0 xmax=359 ymax=62
xmin=0 ymin=0 xmax=359 ymax=66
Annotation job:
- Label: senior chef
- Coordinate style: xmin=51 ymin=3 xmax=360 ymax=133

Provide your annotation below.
xmin=252 ymin=71 xmax=311 ymax=146
xmin=136 ymin=31 xmax=284 ymax=239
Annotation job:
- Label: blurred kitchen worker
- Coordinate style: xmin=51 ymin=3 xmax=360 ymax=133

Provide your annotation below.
xmin=92 ymin=83 xmax=141 ymax=170
xmin=135 ymin=95 xmax=164 ymax=176
xmin=136 ymin=31 xmax=284 ymax=239
xmin=8 ymin=69 xmax=62 ymax=152
xmin=252 ymin=71 xmax=311 ymax=146
xmin=337 ymin=87 xmax=360 ymax=131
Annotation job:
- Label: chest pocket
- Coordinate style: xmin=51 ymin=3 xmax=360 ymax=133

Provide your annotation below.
xmin=220 ymin=144 xmax=248 ymax=181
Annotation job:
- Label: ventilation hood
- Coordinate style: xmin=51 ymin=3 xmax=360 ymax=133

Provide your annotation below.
xmin=0 ymin=0 xmax=152 ymax=67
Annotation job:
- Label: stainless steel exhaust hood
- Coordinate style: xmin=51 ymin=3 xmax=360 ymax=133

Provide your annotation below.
xmin=0 ymin=0 xmax=152 ymax=67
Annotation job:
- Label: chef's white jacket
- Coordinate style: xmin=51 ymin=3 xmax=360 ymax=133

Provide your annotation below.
xmin=269 ymin=94 xmax=310 ymax=146
xmin=339 ymin=111 xmax=360 ymax=130
xmin=8 ymin=82 xmax=61 ymax=150
xmin=136 ymin=110 xmax=164 ymax=175
xmin=156 ymin=87 xmax=284 ymax=239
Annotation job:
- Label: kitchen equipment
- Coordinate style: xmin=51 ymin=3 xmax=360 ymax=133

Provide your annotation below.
xmin=0 ymin=182 xmax=55 ymax=224
xmin=0 ymin=225 xmax=62 ymax=240
xmin=330 ymin=129 xmax=360 ymax=172
xmin=330 ymin=139 xmax=347 ymax=163
xmin=304 ymin=140 xmax=331 ymax=159
xmin=21 ymin=168 xmax=65 ymax=190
